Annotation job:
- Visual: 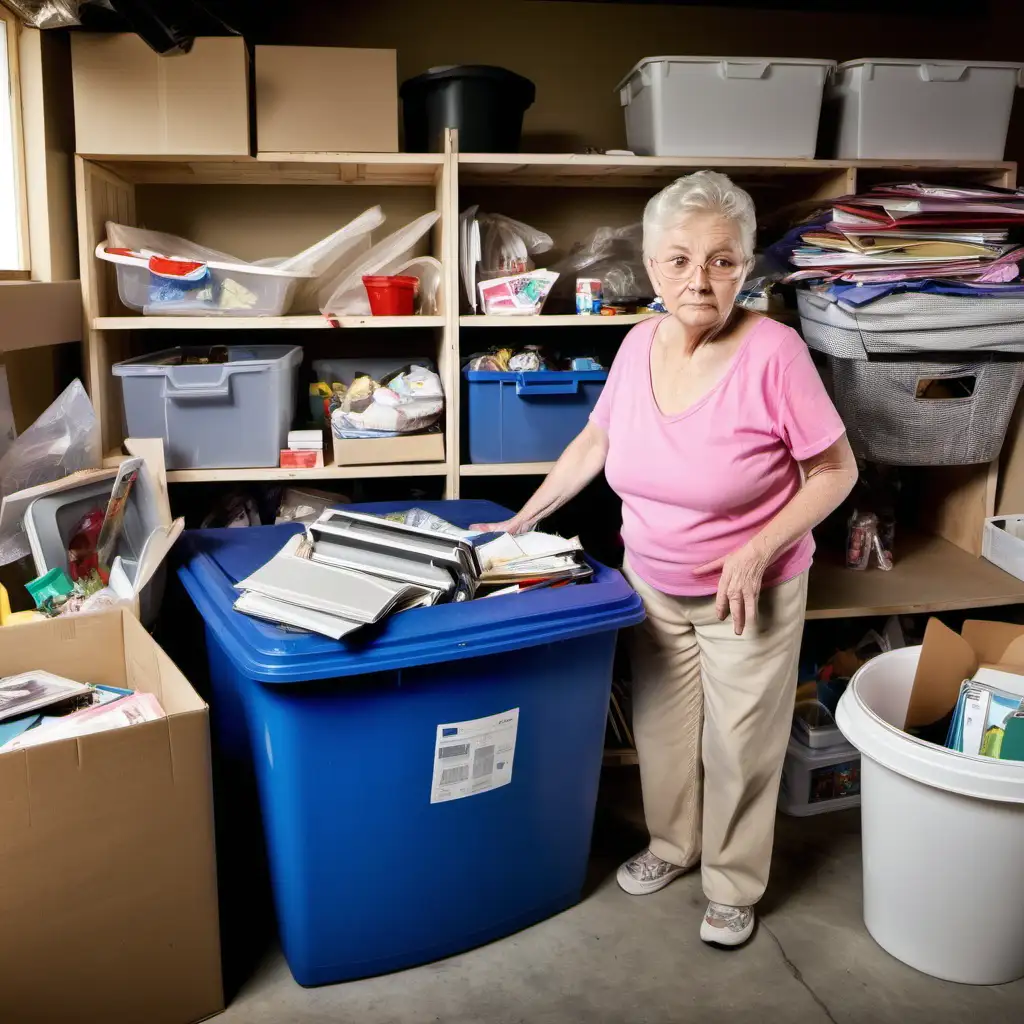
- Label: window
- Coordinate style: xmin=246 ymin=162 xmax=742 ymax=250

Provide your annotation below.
xmin=0 ymin=7 xmax=26 ymax=271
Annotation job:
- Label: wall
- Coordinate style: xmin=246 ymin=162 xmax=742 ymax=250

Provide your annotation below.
xmin=258 ymin=0 xmax=1024 ymax=159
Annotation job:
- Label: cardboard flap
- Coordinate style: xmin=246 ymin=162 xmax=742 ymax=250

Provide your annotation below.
xmin=961 ymin=619 xmax=1024 ymax=668
xmin=904 ymin=618 xmax=978 ymax=729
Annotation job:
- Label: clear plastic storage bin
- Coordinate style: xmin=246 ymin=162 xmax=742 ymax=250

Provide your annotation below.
xmin=616 ymin=56 xmax=835 ymax=158
xmin=779 ymin=735 xmax=861 ymax=817
xmin=113 ymin=345 xmax=302 ymax=470
xmin=827 ymin=59 xmax=1024 ymax=160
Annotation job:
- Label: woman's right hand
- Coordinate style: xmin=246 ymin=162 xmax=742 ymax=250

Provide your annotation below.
xmin=470 ymin=516 xmax=531 ymax=535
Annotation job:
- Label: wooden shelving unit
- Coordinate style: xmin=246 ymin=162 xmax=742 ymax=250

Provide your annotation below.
xmin=76 ymin=145 xmax=1024 ymax=633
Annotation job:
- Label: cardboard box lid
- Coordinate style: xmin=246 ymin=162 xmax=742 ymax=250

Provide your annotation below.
xmin=72 ymin=33 xmax=249 ymax=156
xmin=0 ymin=609 xmax=223 ymax=1024
xmin=905 ymin=617 xmax=1024 ymax=728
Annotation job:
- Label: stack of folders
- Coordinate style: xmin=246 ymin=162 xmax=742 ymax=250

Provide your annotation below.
xmin=233 ymin=509 xmax=594 ymax=639
xmin=945 ymin=678 xmax=1024 ymax=761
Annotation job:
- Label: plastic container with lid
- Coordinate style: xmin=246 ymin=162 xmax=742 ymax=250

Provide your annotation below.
xmin=175 ymin=499 xmax=644 ymax=986
xmin=400 ymin=65 xmax=536 ymax=153
xmin=616 ymin=56 xmax=835 ymax=158
xmin=826 ymin=58 xmax=1024 ymax=160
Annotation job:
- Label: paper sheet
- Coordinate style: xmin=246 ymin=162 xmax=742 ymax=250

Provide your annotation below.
xmin=430 ymin=708 xmax=519 ymax=804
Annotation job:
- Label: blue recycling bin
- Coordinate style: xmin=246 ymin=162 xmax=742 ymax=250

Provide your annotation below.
xmin=176 ymin=500 xmax=643 ymax=986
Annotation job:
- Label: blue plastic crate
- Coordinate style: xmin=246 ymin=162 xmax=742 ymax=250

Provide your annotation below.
xmin=463 ymin=369 xmax=608 ymax=463
xmin=176 ymin=500 xmax=643 ymax=986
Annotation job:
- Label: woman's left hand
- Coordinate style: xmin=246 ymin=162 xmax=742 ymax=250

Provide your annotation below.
xmin=693 ymin=539 xmax=771 ymax=636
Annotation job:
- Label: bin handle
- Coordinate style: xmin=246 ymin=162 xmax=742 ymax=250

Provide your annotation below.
xmin=919 ymin=63 xmax=967 ymax=83
xmin=515 ymin=376 xmax=581 ymax=397
xmin=163 ymin=367 xmax=235 ymax=401
xmin=719 ymin=61 xmax=770 ymax=81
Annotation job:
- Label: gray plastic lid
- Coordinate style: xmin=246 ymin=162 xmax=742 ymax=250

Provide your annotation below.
xmin=616 ymin=56 xmax=836 ymax=92
xmin=838 ymin=57 xmax=1024 ymax=71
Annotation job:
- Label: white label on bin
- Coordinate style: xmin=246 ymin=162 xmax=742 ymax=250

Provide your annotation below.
xmin=430 ymin=708 xmax=519 ymax=804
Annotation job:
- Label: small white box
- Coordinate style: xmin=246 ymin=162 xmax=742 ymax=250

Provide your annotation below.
xmin=616 ymin=56 xmax=835 ymax=158
xmin=982 ymin=514 xmax=1024 ymax=582
xmin=778 ymin=736 xmax=860 ymax=817
xmin=828 ymin=58 xmax=1024 ymax=160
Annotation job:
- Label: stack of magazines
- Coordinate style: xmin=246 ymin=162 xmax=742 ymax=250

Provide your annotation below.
xmin=945 ymin=677 xmax=1024 ymax=761
xmin=233 ymin=508 xmax=593 ymax=640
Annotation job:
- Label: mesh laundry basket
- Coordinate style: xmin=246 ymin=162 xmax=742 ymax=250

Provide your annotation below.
xmin=828 ymin=356 xmax=1024 ymax=466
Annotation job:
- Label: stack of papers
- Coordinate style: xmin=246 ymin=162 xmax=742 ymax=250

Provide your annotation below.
xmin=0 ymin=670 xmax=165 ymax=752
xmin=946 ymin=677 xmax=1024 ymax=760
xmin=232 ymin=508 xmax=594 ymax=639
xmin=780 ymin=183 xmax=1024 ymax=292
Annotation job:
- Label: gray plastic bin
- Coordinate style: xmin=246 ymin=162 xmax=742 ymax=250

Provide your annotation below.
xmin=24 ymin=475 xmax=166 ymax=624
xmin=113 ymin=345 xmax=302 ymax=469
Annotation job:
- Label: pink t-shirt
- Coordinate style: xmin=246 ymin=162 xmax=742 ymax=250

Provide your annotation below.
xmin=590 ymin=314 xmax=846 ymax=596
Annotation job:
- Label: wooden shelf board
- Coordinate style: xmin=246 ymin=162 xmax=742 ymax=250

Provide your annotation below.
xmin=806 ymin=531 xmax=1024 ymax=620
xmin=459 ymin=153 xmax=1015 ymax=187
xmin=93 ymin=315 xmax=444 ymax=331
xmin=87 ymin=153 xmax=443 ymax=186
xmin=103 ymin=450 xmax=448 ymax=482
xmin=461 ymin=462 xmax=555 ymax=476
xmin=460 ymin=314 xmax=653 ymax=328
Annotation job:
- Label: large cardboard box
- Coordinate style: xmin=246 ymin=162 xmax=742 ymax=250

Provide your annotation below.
xmin=333 ymin=430 xmax=445 ymax=467
xmin=256 ymin=45 xmax=398 ymax=153
xmin=906 ymin=618 xmax=1024 ymax=730
xmin=0 ymin=610 xmax=224 ymax=1024
xmin=71 ymin=34 xmax=249 ymax=156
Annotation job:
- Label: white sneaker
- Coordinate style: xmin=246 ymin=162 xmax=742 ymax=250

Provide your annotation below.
xmin=700 ymin=901 xmax=755 ymax=947
xmin=616 ymin=848 xmax=688 ymax=896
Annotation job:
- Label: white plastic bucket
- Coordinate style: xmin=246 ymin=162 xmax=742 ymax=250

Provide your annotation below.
xmin=836 ymin=647 xmax=1024 ymax=985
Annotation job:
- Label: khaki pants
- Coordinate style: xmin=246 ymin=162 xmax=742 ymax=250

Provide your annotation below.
xmin=623 ymin=559 xmax=808 ymax=907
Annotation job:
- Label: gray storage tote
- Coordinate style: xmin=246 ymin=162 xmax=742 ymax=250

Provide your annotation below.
xmin=113 ymin=345 xmax=302 ymax=469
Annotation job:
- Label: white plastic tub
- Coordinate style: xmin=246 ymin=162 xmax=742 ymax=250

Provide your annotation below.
xmin=828 ymin=59 xmax=1024 ymax=160
xmin=836 ymin=647 xmax=1024 ymax=985
xmin=778 ymin=735 xmax=861 ymax=817
xmin=982 ymin=514 xmax=1024 ymax=583
xmin=616 ymin=56 xmax=835 ymax=158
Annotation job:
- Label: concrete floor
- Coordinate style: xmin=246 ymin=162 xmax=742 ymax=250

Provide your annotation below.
xmin=217 ymin=768 xmax=1024 ymax=1024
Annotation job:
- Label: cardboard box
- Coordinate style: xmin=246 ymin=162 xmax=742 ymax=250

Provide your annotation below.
xmin=0 ymin=611 xmax=224 ymax=1024
xmin=71 ymin=34 xmax=249 ymax=156
xmin=255 ymin=45 xmax=398 ymax=153
xmin=905 ymin=618 xmax=1024 ymax=730
xmin=332 ymin=431 xmax=445 ymax=467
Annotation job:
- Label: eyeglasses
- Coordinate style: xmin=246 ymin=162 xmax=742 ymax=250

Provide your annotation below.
xmin=650 ymin=254 xmax=748 ymax=282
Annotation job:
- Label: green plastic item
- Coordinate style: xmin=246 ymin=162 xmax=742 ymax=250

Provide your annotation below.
xmin=1000 ymin=713 xmax=1024 ymax=762
xmin=25 ymin=567 xmax=74 ymax=608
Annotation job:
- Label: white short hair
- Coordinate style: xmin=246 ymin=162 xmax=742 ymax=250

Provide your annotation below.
xmin=642 ymin=171 xmax=756 ymax=262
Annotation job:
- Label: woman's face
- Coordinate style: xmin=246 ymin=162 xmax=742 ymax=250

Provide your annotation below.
xmin=647 ymin=212 xmax=749 ymax=332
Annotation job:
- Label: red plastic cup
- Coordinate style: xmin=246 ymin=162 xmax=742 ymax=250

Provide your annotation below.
xmin=362 ymin=274 xmax=419 ymax=316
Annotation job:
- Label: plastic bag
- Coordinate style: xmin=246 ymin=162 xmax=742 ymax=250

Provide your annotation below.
xmin=392 ymin=256 xmax=443 ymax=315
xmin=320 ymin=212 xmax=440 ymax=317
xmin=0 ymin=380 xmax=101 ymax=566
xmin=331 ymin=365 xmax=444 ymax=438
xmin=460 ymin=206 xmax=553 ymax=311
xmin=550 ymin=224 xmax=648 ymax=301
xmin=3 ymin=0 xmax=87 ymax=28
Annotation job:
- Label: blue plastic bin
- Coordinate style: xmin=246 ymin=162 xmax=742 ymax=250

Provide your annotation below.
xmin=463 ymin=369 xmax=608 ymax=463
xmin=176 ymin=500 xmax=643 ymax=986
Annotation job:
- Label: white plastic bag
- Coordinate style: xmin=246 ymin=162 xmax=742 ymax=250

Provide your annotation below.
xmin=320 ymin=212 xmax=440 ymax=317
xmin=0 ymin=380 xmax=101 ymax=565
xmin=331 ymin=365 xmax=444 ymax=437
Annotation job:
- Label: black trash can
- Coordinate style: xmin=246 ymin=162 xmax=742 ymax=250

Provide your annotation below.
xmin=400 ymin=65 xmax=536 ymax=153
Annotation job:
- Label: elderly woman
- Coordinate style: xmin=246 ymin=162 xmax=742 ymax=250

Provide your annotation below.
xmin=475 ymin=171 xmax=857 ymax=947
